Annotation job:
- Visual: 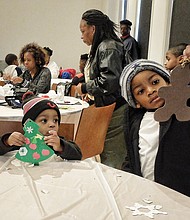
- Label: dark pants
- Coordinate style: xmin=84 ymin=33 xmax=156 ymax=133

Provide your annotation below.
xmin=100 ymin=104 xmax=127 ymax=170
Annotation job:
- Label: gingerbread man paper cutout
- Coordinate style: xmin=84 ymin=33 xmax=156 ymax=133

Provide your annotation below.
xmin=154 ymin=64 xmax=190 ymax=122
xmin=15 ymin=119 xmax=54 ymax=164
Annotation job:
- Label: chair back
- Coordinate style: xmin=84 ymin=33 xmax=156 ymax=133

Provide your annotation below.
xmin=70 ymin=85 xmax=76 ymax=97
xmin=0 ymin=121 xmax=23 ymax=136
xmin=74 ymin=103 xmax=115 ymax=160
xmin=58 ymin=123 xmax=74 ymax=141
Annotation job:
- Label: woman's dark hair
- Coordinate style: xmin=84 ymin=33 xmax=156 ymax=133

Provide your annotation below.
xmin=19 ymin=42 xmax=46 ymax=68
xmin=82 ymin=9 xmax=121 ymax=61
xmin=43 ymin=47 xmax=53 ymax=56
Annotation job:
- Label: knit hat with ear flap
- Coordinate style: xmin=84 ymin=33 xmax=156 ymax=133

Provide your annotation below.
xmin=120 ymin=59 xmax=170 ymax=108
xmin=22 ymin=97 xmax=61 ymax=125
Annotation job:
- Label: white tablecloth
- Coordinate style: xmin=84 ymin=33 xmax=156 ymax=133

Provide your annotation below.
xmin=0 ymin=152 xmax=190 ymax=220
xmin=0 ymin=96 xmax=88 ymax=122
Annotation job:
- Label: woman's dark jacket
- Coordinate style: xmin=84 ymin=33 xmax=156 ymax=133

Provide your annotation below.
xmin=122 ymin=105 xmax=190 ymax=197
xmin=81 ymin=39 xmax=126 ymax=109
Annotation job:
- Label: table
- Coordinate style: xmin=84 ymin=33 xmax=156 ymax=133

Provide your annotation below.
xmin=0 ymin=152 xmax=190 ymax=220
xmin=0 ymin=96 xmax=89 ymax=139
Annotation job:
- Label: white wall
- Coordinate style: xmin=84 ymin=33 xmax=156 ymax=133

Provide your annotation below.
xmin=126 ymin=0 xmax=173 ymax=65
xmin=0 ymin=0 xmax=122 ymax=71
xmin=148 ymin=0 xmax=173 ymax=64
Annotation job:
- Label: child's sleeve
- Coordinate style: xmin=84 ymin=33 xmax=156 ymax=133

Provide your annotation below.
xmin=0 ymin=133 xmax=20 ymax=155
xmin=56 ymin=138 xmax=82 ymax=160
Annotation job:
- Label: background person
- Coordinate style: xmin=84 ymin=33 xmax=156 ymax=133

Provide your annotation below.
xmin=120 ymin=19 xmax=140 ymax=65
xmin=43 ymin=47 xmax=59 ymax=79
xmin=164 ymin=43 xmax=187 ymax=72
xmin=3 ymin=53 xmax=22 ymax=80
xmin=71 ymin=53 xmax=88 ymax=86
xmin=11 ymin=43 xmax=51 ymax=94
xmin=182 ymin=44 xmax=190 ymax=65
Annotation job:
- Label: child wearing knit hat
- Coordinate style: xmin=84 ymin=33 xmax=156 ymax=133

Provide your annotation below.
xmin=0 ymin=92 xmax=82 ymax=160
xmin=120 ymin=59 xmax=190 ymax=197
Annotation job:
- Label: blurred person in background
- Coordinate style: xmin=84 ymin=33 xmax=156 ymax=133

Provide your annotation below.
xmin=43 ymin=47 xmax=59 ymax=79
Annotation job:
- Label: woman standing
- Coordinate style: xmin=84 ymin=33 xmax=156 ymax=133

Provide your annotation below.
xmin=76 ymin=9 xmax=127 ymax=169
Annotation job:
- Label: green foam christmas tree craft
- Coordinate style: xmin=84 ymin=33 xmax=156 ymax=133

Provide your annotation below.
xmin=15 ymin=119 xmax=54 ymax=164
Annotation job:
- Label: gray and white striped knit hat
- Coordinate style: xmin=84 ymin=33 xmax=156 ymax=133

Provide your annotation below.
xmin=120 ymin=59 xmax=170 ymax=108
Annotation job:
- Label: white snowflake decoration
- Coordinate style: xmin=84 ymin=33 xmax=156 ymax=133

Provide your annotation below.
xmin=26 ymin=126 xmax=33 ymax=134
xmin=18 ymin=147 xmax=28 ymax=156
xmin=126 ymin=202 xmax=167 ymax=219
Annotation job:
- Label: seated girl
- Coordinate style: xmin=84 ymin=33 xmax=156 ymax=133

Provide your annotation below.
xmin=11 ymin=43 xmax=51 ymax=94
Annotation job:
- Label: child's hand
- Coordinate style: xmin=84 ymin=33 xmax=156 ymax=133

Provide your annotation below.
xmin=3 ymin=74 xmax=11 ymax=81
xmin=44 ymin=130 xmax=62 ymax=152
xmin=11 ymin=76 xmax=23 ymax=84
xmin=7 ymin=132 xmax=25 ymax=146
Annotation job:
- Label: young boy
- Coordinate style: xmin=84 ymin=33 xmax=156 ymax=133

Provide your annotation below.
xmin=0 ymin=93 xmax=82 ymax=160
xmin=120 ymin=59 xmax=190 ymax=197
xmin=164 ymin=43 xmax=187 ymax=72
xmin=71 ymin=53 xmax=88 ymax=86
xmin=3 ymin=53 xmax=22 ymax=80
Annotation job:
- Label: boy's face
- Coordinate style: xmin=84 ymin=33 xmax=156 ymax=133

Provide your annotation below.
xmin=34 ymin=109 xmax=59 ymax=136
xmin=164 ymin=51 xmax=181 ymax=71
xmin=131 ymin=70 xmax=169 ymax=110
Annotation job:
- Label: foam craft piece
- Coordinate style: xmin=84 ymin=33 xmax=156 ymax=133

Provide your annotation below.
xmin=15 ymin=119 xmax=54 ymax=164
xmin=154 ymin=64 xmax=190 ymax=122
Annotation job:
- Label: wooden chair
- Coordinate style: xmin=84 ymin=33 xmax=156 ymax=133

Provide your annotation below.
xmin=74 ymin=103 xmax=116 ymax=160
xmin=0 ymin=121 xmax=23 ymax=136
xmin=70 ymin=85 xmax=77 ymax=97
xmin=58 ymin=123 xmax=74 ymax=141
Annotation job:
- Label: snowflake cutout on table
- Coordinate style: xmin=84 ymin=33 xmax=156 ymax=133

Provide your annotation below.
xmin=15 ymin=119 xmax=54 ymax=165
xmin=126 ymin=202 xmax=167 ymax=219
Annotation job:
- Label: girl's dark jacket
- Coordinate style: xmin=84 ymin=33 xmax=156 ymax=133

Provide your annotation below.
xmin=18 ymin=67 xmax=51 ymax=94
xmin=122 ymin=105 xmax=190 ymax=197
